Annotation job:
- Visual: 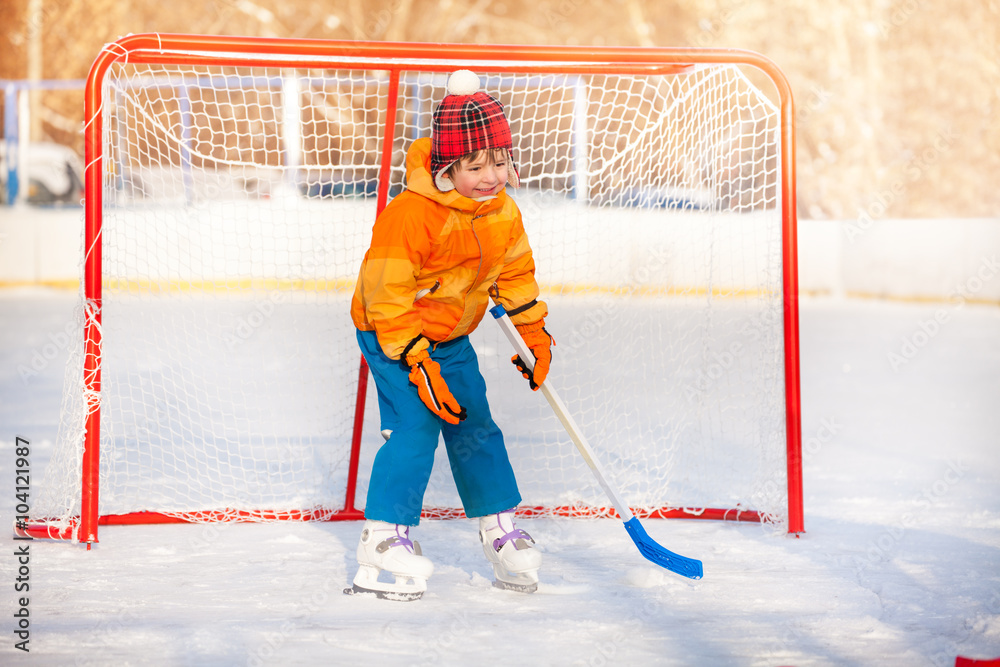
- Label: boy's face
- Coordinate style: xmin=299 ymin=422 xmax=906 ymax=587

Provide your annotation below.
xmin=449 ymin=149 xmax=508 ymax=199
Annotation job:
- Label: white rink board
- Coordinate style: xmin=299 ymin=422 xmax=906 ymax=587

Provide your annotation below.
xmin=93 ymin=191 xmax=782 ymax=294
xmin=4 ymin=203 xmax=999 ymax=303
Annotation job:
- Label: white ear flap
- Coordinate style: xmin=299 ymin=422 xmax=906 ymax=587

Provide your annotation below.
xmin=434 ymin=165 xmax=456 ymax=192
xmin=506 ymin=151 xmax=519 ymax=189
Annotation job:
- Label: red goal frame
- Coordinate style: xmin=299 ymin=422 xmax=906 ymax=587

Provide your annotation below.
xmin=20 ymin=33 xmax=803 ymax=545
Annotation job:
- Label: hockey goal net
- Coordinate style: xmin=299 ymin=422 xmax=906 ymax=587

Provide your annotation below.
xmin=24 ymin=34 xmax=802 ymax=544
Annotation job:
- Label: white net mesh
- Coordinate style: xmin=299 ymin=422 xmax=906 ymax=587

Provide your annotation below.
xmin=34 ymin=51 xmax=792 ymax=538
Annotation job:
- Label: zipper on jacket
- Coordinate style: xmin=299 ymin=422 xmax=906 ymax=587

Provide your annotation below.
xmin=466 ymin=216 xmax=485 ymax=298
xmin=443 ymin=205 xmax=493 ymax=340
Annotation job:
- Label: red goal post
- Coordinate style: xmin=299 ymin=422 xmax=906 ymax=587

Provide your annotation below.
xmin=21 ymin=34 xmax=802 ymax=545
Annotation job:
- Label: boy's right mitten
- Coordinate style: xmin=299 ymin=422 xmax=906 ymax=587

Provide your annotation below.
xmin=406 ymin=349 xmax=468 ymax=425
xmin=511 ymin=319 xmax=553 ymax=391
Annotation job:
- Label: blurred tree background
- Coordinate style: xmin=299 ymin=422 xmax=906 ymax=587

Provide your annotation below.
xmin=1 ymin=0 xmax=997 ymax=219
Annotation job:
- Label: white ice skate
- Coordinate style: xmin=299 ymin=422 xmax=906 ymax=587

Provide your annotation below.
xmin=345 ymin=520 xmax=434 ymax=601
xmin=479 ymin=509 xmax=542 ymax=593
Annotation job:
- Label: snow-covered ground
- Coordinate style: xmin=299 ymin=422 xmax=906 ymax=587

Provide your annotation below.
xmin=1 ymin=285 xmax=998 ymax=666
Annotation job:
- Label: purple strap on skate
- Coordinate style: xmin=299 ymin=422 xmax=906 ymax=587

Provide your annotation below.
xmin=383 ymin=535 xmax=414 ymax=549
xmin=376 ymin=526 xmax=416 ymax=554
xmin=492 ymin=528 xmax=534 ymax=552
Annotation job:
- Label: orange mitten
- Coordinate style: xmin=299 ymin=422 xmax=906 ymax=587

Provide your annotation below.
xmin=511 ymin=319 xmax=553 ymax=391
xmin=406 ymin=349 xmax=467 ymax=424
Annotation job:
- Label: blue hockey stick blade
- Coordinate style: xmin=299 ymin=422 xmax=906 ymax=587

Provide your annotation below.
xmin=623 ymin=517 xmax=703 ymax=580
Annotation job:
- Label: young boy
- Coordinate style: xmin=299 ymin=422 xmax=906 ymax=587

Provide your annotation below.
xmin=348 ymin=70 xmax=553 ymax=600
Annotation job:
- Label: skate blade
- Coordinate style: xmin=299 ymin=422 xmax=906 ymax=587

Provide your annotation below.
xmin=489 ymin=560 xmax=539 ymax=594
xmin=492 ymin=579 xmax=538 ymax=594
xmin=348 ymin=565 xmax=427 ymax=601
xmin=344 ymin=583 xmax=424 ymax=602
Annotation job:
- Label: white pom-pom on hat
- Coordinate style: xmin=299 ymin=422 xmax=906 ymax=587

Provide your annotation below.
xmin=446 ymin=69 xmax=481 ymax=96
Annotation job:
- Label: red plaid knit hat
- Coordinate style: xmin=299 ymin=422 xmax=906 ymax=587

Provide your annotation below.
xmin=431 ymin=70 xmax=519 ymax=192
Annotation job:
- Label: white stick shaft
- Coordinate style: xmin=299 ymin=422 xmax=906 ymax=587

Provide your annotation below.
xmin=494 ymin=309 xmax=635 ymax=522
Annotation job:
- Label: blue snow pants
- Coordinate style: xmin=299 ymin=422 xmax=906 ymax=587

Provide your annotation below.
xmin=357 ymin=329 xmax=522 ymax=525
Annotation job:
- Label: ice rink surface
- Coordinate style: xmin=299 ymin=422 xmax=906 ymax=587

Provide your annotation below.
xmin=1 ymin=288 xmax=999 ymax=666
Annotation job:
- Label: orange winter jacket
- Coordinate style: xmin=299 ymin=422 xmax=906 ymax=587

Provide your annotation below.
xmin=351 ymin=137 xmax=547 ymax=360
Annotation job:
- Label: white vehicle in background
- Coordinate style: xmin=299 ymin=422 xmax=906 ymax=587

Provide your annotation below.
xmin=0 ymin=141 xmax=84 ymax=206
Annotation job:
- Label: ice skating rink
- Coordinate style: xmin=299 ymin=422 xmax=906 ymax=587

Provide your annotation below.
xmin=2 ymin=287 xmax=999 ymax=666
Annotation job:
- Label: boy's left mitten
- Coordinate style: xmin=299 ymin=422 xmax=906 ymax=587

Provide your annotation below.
xmin=406 ymin=349 xmax=468 ymax=424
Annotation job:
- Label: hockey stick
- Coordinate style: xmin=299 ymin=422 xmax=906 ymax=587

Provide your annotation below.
xmin=490 ymin=305 xmax=703 ymax=580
